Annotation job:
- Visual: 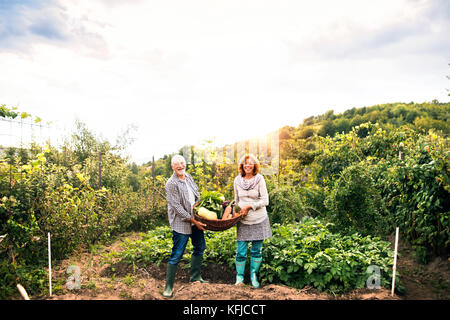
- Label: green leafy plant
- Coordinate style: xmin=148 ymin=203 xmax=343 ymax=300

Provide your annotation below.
xmin=106 ymin=218 xmax=402 ymax=294
xmin=195 ymin=190 xmax=226 ymax=218
xmin=260 ymin=218 xmax=401 ymax=293
xmin=324 ymin=163 xmax=385 ymax=236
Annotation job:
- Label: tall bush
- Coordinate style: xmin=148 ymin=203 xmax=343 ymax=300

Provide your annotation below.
xmin=374 ymin=133 xmax=449 ymax=262
xmin=324 ymin=163 xmax=385 ymax=236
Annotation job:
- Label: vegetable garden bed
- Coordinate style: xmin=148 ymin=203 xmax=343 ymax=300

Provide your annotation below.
xmin=104 ymin=217 xmax=403 ymax=294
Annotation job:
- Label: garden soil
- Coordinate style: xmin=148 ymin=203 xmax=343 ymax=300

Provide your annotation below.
xmin=24 ymin=232 xmax=448 ymax=301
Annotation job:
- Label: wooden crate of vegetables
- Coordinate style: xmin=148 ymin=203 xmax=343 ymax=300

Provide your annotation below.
xmin=193 ymin=191 xmax=242 ymax=231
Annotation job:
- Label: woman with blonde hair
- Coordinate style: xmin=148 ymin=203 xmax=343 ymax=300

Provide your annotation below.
xmin=233 ymin=154 xmax=272 ymax=288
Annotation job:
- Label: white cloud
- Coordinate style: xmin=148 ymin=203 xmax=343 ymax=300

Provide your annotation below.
xmin=0 ymin=0 xmax=448 ymax=164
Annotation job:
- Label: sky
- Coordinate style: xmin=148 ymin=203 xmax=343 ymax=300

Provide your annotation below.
xmin=0 ymin=0 xmax=449 ymax=164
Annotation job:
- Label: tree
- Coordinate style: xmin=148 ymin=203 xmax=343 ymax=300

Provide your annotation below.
xmin=322 ymin=110 xmax=335 ymax=120
xmin=297 ymin=126 xmax=315 ymax=139
xmin=334 ymin=118 xmax=351 ymax=134
xmin=318 ymin=119 xmax=336 ymax=137
xmin=279 ymin=126 xmax=294 ymax=140
xmin=71 ymin=119 xmax=98 ymax=164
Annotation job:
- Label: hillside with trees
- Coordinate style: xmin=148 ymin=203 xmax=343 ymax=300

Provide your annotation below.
xmin=0 ymin=101 xmax=448 ymax=299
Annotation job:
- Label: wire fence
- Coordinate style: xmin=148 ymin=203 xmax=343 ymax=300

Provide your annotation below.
xmin=0 ymin=117 xmax=54 ymax=150
xmin=179 ymin=131 xmax=281 ymax=175
xmin=0 ymin=117 xmax=75 ymax=156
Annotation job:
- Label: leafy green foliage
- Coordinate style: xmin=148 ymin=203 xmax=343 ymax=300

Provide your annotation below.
xmin=313 ymin=123 xmax=449 ymax=262
xmin=261 ymin=218 xmax=400 ymax=293
xmin=0 ymin=104 xmax=34 ymax=121
xmin=266 ymin=178 xmax=305 ymax=223
xmin=1 ymin=101 xmax=448 ymax=298
xmin=265 ymin=173 xmax=328 ymax=224
xmin=372 ymin=133 xmax=450 ymax=262
xmin=196 ymin=190 xmax=226 ymax=218
xmin=106 ymin=218 xmax=401 ymax=294
xmin=312 ymin=102 xmax=450 ymax=137
xmin=0 ymin=117 xmax=166 ymax=298
xmin=324 ymin=163 xmax=385 ymax=235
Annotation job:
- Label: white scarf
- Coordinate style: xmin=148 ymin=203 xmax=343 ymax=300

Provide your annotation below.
xmin=235 ymin=174 xmax=267 ymax=225
xmin=236 ymin=174 xmax=262 ymax=190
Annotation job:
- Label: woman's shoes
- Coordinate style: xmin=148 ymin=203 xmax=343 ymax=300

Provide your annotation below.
xmin=235 ymin=260 xmax=246 ymax=286
xmin=250 ymin=257 xmax=262 ymax=289
xmin=250 ymin=273 xmax=260 ymax=289
xmin=235 ymin=258 xmax=262 ymax=288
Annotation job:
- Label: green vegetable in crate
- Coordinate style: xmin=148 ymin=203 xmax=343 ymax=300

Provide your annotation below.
xmin=196 ymin=190 xmax=226 ymax=219
xmin=197 ymin=207 xmax=218 ymax=220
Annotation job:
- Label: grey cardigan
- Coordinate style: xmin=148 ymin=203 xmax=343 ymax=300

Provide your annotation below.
xmin=165 ymin=172 xmax=200 ymax=234
xmin=234 ymin=174 xmax=269 ymax=225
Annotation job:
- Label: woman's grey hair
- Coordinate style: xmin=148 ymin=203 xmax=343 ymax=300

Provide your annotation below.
xmin=171 ymin=155 xmax=186 ymax=166
xmin=239 ymin=154 xmax=259 ymax=165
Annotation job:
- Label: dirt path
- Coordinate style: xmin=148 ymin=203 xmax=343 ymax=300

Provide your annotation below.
xmin=394 ymin=237 xmax=449 ymax=300
xmin=33 ymin=232 xmax=448 ymax=301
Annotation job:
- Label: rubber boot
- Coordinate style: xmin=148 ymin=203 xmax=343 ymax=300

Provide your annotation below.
xmin=250 ymin=257 xmax=262 ymax=288
xmin=162 ymin=263 xmax=178 ymax=297
xmin=235 ymin=259 xmax=246 ymax=286
xmin=190 ymin=255 xmax=209 ymax=283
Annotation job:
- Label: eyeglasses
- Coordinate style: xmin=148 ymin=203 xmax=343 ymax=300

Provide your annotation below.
xmin=173 ymin=162 xmax=186 ymax=168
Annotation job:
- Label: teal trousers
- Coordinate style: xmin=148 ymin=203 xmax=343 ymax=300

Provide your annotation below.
xmin=235 ymin=240 xmax=263 ymax=262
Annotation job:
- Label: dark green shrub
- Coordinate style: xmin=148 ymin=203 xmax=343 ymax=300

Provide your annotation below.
xmin=324 ymin=164 xmax=384 ymax=236
xmin=267 ymin=183 xmax=304 ymax=223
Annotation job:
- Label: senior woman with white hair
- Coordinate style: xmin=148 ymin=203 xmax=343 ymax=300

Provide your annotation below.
xmin=162 ymin=155 xmax=207 ymax=298
xmin=233 ymin=154 xmax=272 ymax=288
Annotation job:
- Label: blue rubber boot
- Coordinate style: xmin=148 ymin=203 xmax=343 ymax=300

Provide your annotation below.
xmin=235 ymin=259 xmax=246 ymax=286
xmin=250 ymin=257 xmax=262 ymax=288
